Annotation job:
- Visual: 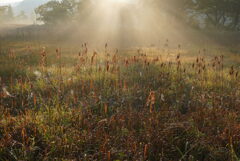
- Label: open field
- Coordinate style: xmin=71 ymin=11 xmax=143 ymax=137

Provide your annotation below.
xmin=2 ymin=0 xmax=240 ymax=160
xmin=1 ymin=40 xmax=240 ymax=160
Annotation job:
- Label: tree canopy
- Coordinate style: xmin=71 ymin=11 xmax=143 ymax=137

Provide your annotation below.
xmin=35 ymin=0 xmax=78 ymax=25
xmin=34 ymin=0 xmax=240 ymax=30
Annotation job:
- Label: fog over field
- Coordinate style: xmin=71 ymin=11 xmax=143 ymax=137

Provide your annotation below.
xmin=0 ymin=0 xmax=239 ymax=48
xmin=1 ymin=0 xmax=240 ymax=160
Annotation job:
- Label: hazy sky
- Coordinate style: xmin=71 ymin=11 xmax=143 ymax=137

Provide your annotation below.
xmin=0 ymin=0 xmax=23 ymax=4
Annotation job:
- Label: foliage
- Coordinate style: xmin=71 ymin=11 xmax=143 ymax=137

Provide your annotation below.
xmin=192 ymin=0 xmax=240 ymax=30
xmin=33 ymin=0 xmax=240 ymax=30
xmin=35 ymin=0 xmax=78 ymax=25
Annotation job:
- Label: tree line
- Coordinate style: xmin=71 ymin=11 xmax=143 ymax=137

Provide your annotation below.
xmin=34 ymin=0 xmax=240 ymax=31
xmin=1 ymin=0 xmax=240 ymax=31
xmin=152 ymin=0 xmax=240 ymax=30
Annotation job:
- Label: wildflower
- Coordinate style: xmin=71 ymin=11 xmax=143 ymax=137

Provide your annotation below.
xmin=106 ymin=61 xmax=110 ymax=71
xmin=161 ymin=94 xmax=165 ymax=101
xmin=146 ymin=91 xmax=156 ymax=113
xmin=144 ymin=144 xmax=148 ymax=159
xmin=230 ymin=66 xmax=234 ymax=75
xmin=176 ymin=54 xmax=180 ymax=60
xmin=70 ymin=90 xmax=74 ymax=96
xmin=28 ymin=92 xmax=34 ymax=99
xmin=98 ymin=118 xmax=107 ymax=124
xmin=107 ymin=151 xmax=111 ymax=161
xmin=2 ymin=86 xmax=14 ymax=98
xmin=34 ymin=70 xmax=42 ymax=79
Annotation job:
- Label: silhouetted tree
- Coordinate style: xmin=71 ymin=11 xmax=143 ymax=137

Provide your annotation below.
xmin=34 ymin=0 xmax=240 ymax=31
xmin=35 ymin=0 xmax=78 ymax=25
xmin=191 ymin=0 xmax=240 ymax=30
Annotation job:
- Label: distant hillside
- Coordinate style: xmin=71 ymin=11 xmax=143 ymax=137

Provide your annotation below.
xmin=14 ymin=0 xmax=50 ymax=15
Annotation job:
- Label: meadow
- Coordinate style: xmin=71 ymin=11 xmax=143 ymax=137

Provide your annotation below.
xmin=1 ymin=39 xmax=240 ymax=160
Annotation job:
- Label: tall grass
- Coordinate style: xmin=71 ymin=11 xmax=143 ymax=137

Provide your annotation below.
xmin=0 ymin=42 xmax=240 ymax=160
